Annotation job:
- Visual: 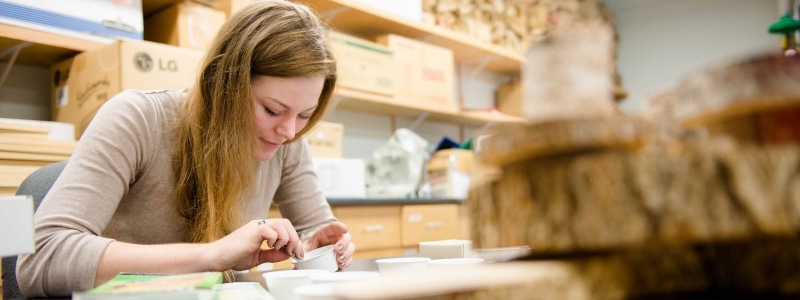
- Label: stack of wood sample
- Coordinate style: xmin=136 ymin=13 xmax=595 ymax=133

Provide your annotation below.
xmin=422 ymin=0 xmax=615 ymax=54
xmin=466 ymin=53 xmax=800 ymax=298
xmin=0 ymin=120 xmax=75 ymax=196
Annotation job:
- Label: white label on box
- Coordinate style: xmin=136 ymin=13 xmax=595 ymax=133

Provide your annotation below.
xmin=0 ymin=195 xmax=35 ymax=257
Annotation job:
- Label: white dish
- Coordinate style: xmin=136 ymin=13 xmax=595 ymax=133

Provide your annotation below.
xmin=263 ymin=269 xmax=330 ymax=300
xmin=310 ymin=271 xmax=380 ymax=284
xmin=474 ymin=246 xmax=531 ymax=262
xmin=427 ymin=257 xmax=484 ymax=269
xmin=294 ymin=284 xmax=337 ymax=300
xmin=374 ymin=257 xmax=430 ymax=275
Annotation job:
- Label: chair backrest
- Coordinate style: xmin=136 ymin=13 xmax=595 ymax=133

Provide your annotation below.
xmin=3 ymin=161 xmax=67 ymax=300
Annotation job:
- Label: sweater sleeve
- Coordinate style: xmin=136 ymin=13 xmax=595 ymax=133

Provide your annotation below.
xmin=16 ymin=90 xmax=158 ymax=297
xmin=273 ymin=139 xmax=337 ymax=241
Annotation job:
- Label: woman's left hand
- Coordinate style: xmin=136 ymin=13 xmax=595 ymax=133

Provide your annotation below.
xmin=305 ymin=221 xmax=355 ymax=269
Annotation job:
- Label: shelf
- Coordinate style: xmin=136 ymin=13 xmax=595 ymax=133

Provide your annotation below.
xmin=0 ymin=23 xmax=112 ymax=67
xmin=0 ymin=1 xmax=525 ymax=127
xmin=333 ymin=87 xmax=526 ymax=126
xmin=297 ymin=0 xmax=525 ymax=75
xmin=0 ymin=0 xmax=178 ymax=67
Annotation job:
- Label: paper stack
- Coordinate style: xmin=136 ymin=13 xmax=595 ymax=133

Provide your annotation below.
xmin=0 ymin=118 xmax=75 ymax=196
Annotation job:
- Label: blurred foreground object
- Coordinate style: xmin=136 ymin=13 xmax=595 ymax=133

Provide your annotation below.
xmin=522 ymin=24 xmax=618 ymax=122
xmin=467 ymin=53 xmax=800 ymax=298
xmin=674 ymin=54 xmax=800 ymax=145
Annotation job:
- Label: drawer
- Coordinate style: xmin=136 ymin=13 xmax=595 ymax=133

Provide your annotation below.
xmin=401 ymin=204 xmax=460 ymax=247
xmin=333 ymin=205 xmax=402 ymax=250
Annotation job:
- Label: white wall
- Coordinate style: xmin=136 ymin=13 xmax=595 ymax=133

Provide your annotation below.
xmin=603 ymin=0 xmax=781 ymax=113
xmin=0 ymin=62 xmax=51 ymax=120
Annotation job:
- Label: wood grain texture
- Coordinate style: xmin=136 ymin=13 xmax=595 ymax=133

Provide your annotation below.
xmin=472 ymin=136 xmax=800 ymax=254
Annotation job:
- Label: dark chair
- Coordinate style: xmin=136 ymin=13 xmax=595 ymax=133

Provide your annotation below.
xmin=3 ymin=161 xmax=67 ymax=300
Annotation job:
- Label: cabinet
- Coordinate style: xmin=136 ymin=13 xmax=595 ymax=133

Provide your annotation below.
xmin=400 ymin=204 xmax=460 ymax=247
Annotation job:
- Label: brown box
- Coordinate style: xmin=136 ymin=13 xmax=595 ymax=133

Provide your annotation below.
xmin=328 ymin=31 xmax=394 ymax=96
xmin=306 ymin=121 xmax=343 ymax=158
xmin=426 ymin=149 xmax=474 ymax=199
xmin=51 ymin=40 xmax=203 ymax=139
xmin=375 ymin=34 xmax=456 ymax=110
xmin=496 ymin=80 xmax=523 ymax=117
xmin=145 ymin=2 xmax=225 ymax=51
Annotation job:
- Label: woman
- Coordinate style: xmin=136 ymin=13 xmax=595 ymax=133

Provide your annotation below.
xmin=16 ymin=0 xmax=355 ymax=297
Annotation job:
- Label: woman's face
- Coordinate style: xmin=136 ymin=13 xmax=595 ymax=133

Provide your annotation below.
xmin=251 ymin=75 xmax=324 ymax=161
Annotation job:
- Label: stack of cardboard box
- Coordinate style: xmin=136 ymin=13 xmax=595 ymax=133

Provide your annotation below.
xmin=50 ymin=40 xmax=203 ymax=140
xmin=306 ymin=122 xmax=366 ymax=199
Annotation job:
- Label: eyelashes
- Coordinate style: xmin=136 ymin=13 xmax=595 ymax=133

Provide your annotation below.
xmin=265 ymin=107 xmax=278 ymax=117
xmin=264 ymin=106 xmax=311 ymax=120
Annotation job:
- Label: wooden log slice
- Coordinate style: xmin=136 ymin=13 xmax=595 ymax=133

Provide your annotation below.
xmin=334 ymin=239 xmax=800 ymax=299
xmin=701 ymin=102 xmax=800 ymax=145
xmin=675 ymin=54 xmax=800 ymax=129
xmin=478 ymin=117 xmax=647 ymax=167
xmin=471 ymin=135 xmax=800 ymax=254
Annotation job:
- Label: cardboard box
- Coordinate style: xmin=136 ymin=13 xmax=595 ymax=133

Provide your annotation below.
xmin=306 ymin=122 xmax=343 ymax=158
xmin=0 ymin=0 xmax=143 ymax=40
xmin=145 ymin=2 xmax=225 ymax=51
xmin=496 ymin=80 xmax=523 ymax=117
xmin=0 ymin=195 xmax=34 ymax=257
xmin=375 ymin=34 xmax=455 ymax=109
xmin=426 ymin=149 xmax=474 ymax=199
xmin=419 ymin=239 xmax=474 ymax=259
xmin=51 ymin=40 xmax=203 ymax=139
xmin=313 ymin=158 xmax=366 ymax=199
xmin=328 ymin=31 xmax=395 ymax=96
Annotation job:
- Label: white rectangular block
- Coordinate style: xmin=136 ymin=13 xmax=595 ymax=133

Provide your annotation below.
xmin=0 ymin=195 xmax=35 ymax=257
xmin=419 ymin=239 xmax=474 ymax=260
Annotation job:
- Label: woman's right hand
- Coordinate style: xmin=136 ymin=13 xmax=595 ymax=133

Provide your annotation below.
xmin=205 ymin=218 xmax=304 ymax=272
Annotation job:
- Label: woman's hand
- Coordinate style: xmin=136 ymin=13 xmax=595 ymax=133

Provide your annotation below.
xmin=207 ymin=219 xmax=304 ymax=271
xmin=304 ymin=221 xmax=356 ymax=269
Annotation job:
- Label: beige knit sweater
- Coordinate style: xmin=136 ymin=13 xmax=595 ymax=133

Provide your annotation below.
xmin=16 ymin=89 xmax=336 ymax=297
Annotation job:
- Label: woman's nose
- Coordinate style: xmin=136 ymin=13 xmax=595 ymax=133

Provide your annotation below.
xmin=276 ymin=117 xmax=296 ymax=140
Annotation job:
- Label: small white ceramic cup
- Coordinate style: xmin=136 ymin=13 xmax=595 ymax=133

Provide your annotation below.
xmin=427 ymin=257 xmax=484 ymax=270
xmin=263 ymin=269 xmax=330 ymax=300
xmin=374 ymin=257 xmax=430 ymax=275
xmin=293 ymin=244 xmax=338 ymax=272
xmin=310 ymin=271 xmax=380 ymax=284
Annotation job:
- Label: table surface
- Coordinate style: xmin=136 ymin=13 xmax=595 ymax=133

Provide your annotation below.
xmin=18 ymin=258 xmax=381 ymax=300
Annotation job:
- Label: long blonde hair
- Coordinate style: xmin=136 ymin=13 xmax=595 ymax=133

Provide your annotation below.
xmin=173 ymin=0 xmax=336 ymax=248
